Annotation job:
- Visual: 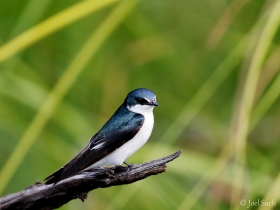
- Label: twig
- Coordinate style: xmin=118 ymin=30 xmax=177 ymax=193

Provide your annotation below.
xmin=0 ymin=150 xmax=182 ymax=210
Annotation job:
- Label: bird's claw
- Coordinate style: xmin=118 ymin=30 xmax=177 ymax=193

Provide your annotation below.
xmin=123 ymin=161 xmax=135 ymax=174
xmin=106 ymin=168 xmax=115 ymax=177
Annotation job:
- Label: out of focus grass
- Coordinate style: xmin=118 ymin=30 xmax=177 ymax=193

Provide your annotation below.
xmin=0 ymin=0 xmax=137 ymax=195
xmin=1 ymin=0 xmax=280 ymax=210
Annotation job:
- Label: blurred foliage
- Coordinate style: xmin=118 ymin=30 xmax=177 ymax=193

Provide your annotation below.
xmin=1 ymin=0 xmax=280 ymax=209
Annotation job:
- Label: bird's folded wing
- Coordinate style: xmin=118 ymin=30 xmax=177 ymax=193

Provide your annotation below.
xmin=44 ymin=114 xmax=144 ymax=184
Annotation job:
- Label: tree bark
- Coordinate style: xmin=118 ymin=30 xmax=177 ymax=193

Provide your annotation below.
xmin=0 ymin=150 xmax=182 ymax=210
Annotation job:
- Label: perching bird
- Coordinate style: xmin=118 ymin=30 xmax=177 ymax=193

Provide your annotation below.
xmin=45 ymin=88 xmax=158 ymax=184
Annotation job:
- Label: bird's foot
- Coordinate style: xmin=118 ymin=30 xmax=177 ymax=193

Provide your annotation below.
xmin=106 ymin=167 xmax=116 ymax=177
xmin=123 ymin=161 xmax=135 ymax=174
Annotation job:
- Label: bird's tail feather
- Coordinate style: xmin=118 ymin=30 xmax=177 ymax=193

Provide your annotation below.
xmin=44 ymin=168 xmax=64 ymax=185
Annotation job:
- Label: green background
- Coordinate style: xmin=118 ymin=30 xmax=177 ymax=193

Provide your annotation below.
xmin=1 ymin=0 xmax=280 ymax=209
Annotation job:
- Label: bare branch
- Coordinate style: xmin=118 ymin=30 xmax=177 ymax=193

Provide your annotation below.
xmin=0 ymin=150 xmax=182 ymax=210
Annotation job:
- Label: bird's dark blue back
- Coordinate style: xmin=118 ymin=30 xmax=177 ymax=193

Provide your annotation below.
xmin=91 ymin=103 xmax=144 ymax=140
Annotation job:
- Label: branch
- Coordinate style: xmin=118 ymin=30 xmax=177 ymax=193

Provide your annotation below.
xmin=0 ymin=150 xmax=182 ymax=210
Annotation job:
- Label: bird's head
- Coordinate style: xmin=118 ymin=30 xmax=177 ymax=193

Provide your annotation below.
xmin=125 ymin=88 xmax=159 ymax=114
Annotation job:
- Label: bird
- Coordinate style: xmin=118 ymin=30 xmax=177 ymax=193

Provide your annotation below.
xmin=44 ymin=88 xmax=158 ymax=184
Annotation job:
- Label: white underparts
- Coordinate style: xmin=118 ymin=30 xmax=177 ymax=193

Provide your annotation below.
xmin=86 ymin=104 xmax=155 ymax=168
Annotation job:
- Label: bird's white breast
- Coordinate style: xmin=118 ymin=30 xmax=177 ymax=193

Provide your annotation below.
xmin=89 ymin=105 xmax=154 ymax=168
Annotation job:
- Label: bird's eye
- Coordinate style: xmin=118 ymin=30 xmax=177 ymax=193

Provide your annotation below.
xmin=136 ymin=97 xmax=148 ymax=105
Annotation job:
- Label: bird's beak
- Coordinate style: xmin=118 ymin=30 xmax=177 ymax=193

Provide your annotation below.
xmin=150 ymin=100 xmax=159 ymax=107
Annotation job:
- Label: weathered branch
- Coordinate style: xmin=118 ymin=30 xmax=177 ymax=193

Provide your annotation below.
xmin=0 ymin=150 xmax=182 ymax=210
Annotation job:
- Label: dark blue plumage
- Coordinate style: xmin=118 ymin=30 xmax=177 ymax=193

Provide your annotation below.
xmin=45 ymin=88 xmax=158 ymax=184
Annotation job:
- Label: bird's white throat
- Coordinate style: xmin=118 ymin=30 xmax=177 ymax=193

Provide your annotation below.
xmin=127 ymin=104 xmax=155 ymax=115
